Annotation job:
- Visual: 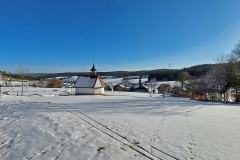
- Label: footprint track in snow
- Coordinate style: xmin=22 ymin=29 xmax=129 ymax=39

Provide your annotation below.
xmin=184 ymin=111 xmax=204 ymax=160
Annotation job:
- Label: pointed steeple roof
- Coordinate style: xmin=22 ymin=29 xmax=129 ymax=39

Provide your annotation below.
xmin=90 ymin=64 xmax=97 ymax=73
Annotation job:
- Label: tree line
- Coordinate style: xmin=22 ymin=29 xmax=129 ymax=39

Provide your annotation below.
xmin=191 ymin=42 xmax=239 ymax=102
xmin=148 ymin=64 xmax=215 ymax=81
xmin=164 ymin=42 xmax=240 ymax=103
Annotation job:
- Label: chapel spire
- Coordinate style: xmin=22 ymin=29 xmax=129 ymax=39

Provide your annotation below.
xmin=90 ymin=63 xmax=97 ymax=74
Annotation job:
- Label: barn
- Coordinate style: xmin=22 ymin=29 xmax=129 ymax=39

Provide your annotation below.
xmin=113 ymin=84 xmax=127 ymax=92
xmin=74 ymin=64 xmax=105 ymax=95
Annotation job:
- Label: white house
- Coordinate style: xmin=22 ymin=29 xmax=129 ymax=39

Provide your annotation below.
xmin=74 ymin=64 xmax=105 ymax=95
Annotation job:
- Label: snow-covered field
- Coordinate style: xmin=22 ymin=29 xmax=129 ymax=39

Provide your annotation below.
xmin=0 ymin=88 xmax=239 ymax=160
xmin=103 ymin=77 xmax=149 ymax=84
xmin=103 ymin=77 xmax=180 ymax=87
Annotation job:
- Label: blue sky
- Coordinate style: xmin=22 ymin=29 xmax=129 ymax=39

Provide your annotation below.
xmin=0 ymin=0 xmax=240 ymax=73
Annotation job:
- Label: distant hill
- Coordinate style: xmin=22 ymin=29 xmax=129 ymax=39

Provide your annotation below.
xmin=29 ymin=64 xmax=216 ymax=81
xmin=148 ymin=64 xmax=216 ymax=81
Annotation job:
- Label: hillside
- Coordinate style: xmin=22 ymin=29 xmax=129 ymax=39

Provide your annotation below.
xmin=29 ymin=64 xmax=216 ymax=80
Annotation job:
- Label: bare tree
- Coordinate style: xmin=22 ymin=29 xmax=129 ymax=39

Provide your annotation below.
xmin=210 ymin=46 xmax=240 ymax=102
xmin=225 ymin=61 xmax=240 ymax=102
xmin=16 ymin=65 xmax=28 ymax=96
xmin=232 ymin=41 xmax=240 ymax=61
xmin=205 ymin=64 xmax=228 ymax=101
xmin=188 ymin=42 xmax=240 ymax=102
xmin=108 ymin=81 xmax=114 ymax=92
xmin=189 ymin=77 xmax=208 ymax=100
xmin=146 ymin=78 xmax=157 ymax=97
xmin=39 ymin=78 xmax=45 ymax=88
xmin=177 ymin=71 xmax=191 ymax=90
xmin=228 ymin=42 xmax=240 ymax=102
xmin=1 ymin=71 xmax=10 ymax=87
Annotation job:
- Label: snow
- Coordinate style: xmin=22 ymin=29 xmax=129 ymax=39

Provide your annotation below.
xmin=155 ymin=81 xmax=181 ymax=87
xmin=103 ymin=78 xmax=148 ymax=84
xmin=0 ymin=87 xmax=66 ymax=97
xmin=103 ymin=78 xmax=123 ymax=84
xmin=0 ymin=88 xmax=240 ymax=160
xmin=74 ymin=76 xmax=97 ymax=88
xmin=64 ymin=76 xmax=78 ymax=83
xmin=0 ymin=80 xmax=31 ymax=87
xmin=103 ymin=77 xmax=181 ymax=88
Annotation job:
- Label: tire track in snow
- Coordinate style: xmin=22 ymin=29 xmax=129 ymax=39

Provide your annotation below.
xmin=63 ymin=105 xmax=163 ymax=160
xmin=63 ymin=104 xmax=183 ymax=160
xmin=50 ymin=144 xmax=66 ymax=160
xmin=23 ymin=140 xmax=66 ymax=160
xmin=0 ymin=138 xmax=14 ymax=159
xmin=0 ymin=151 xmax=8 ymax=159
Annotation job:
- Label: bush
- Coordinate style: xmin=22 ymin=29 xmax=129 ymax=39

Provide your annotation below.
xmin=47 ymin=79 xmax=63 ymax=88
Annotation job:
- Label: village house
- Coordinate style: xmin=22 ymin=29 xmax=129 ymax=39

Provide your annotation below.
xmin=131 ymin=76 xmax=148 ymax=92
xmin=113 ymin=84 xmax=127 ymax=92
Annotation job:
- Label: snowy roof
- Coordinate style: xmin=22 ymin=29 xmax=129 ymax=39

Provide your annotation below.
xmin=74 ymin=76 xmax=96 ymax=88
xmin=114 ymin=84 xmax=127 ymax=88
xmin=64 ymin=76 xmax=78 ymax=82
xmin=74 ymin=75 xmax=104 ymax=88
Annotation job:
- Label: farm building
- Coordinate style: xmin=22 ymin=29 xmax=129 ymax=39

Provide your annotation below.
xmin=157 ymin=84 xmax=172 ymax=94
xmin=131 ymin=77 xmax=148 ymax=92
xmin=74 ymin=64 xmax=105 ymax=95
xmin=113 ymin=84 xmax=127 ymax=92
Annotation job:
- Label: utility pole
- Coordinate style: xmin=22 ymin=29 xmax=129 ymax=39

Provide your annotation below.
xmin=168 ymin=63 xmax=172 ymax=69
